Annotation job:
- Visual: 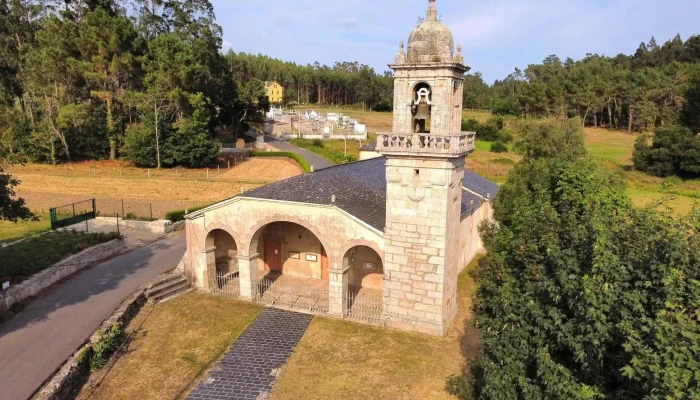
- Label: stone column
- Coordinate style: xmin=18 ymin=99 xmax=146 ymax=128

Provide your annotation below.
xmin=328 ymin=266 xmax=349 ymax=317
xmin=238 ymin=253 xmax=260 ymax=300
xmin=202 ymin=247 xmax=216 ymax=290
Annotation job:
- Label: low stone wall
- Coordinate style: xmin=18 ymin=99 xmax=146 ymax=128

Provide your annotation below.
xmin=165 ymin=220 xmax=185 ymax=234
xmin=32 ymin=284 xmax=150 ymax=400
xmin=0 ymin=239 xmax=127 ymax=315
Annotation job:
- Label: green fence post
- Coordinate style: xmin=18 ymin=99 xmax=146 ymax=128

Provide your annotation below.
xmin=122 ymin=199 xmax=125 ymax=221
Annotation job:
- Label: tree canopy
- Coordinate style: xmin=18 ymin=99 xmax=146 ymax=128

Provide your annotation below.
xmin=463 ymin=35 xmax=700 ymax=133
xmin=469 ymin=119 xmax=700 ymax=399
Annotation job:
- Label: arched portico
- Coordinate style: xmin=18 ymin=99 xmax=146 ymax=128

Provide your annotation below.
xmin=203 ymin=228 xmax=239 ymax=290
xmin=342 ymin=244 xmax=384 ymax=323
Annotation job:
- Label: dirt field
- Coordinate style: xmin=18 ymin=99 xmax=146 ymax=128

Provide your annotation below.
xmin=6 ymin=158 xmax=302 ymax=219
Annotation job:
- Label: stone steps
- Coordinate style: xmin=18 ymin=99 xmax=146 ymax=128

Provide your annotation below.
xmin=146 ymin=274 xmax=191 ymax=304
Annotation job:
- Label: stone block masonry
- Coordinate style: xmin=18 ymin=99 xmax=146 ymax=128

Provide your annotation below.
xmin=187 ymin=308 xmax=313 ymax=400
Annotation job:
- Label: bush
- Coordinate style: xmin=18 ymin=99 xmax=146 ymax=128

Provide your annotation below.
xmin=372 ymin=98 xmax=393 ymax=112
xmin=633 ymin=126 xmax=700 ymax=178
xmin=446 ymin=374 xmax=473 ymax=400
xmin=165 ymin=204 xmax=210 ymax=222
xmin=462 ymin=118 xmax=479 ymax=132
xmin=251 ymin=151 xmax=311 ymax=173
xmin=311 ymin=139 xmax=324 ymax=148
xmin=497 ymin=129 xmax=513 ymax=143
xmin=490 ymin=141 xmax=508 ymax=153
xmin=122 ymin=125 xmax=157 ymax=168
xmin=487 ymin=116 xmax=505 ymax=130
xmin=89 ymin=323 xmax=124 ymax=371
xmin=475 ymin=122 xmax=500 ymax=141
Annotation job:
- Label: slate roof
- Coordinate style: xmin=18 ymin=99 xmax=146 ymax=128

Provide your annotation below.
xmin=242 ymin=157 xmax=497 ymax=232
xmin=462 ymin=169 xmax=500 ymax=200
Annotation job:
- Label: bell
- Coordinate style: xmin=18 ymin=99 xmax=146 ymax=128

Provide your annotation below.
xmin=414 ymin=103 xmax=431 ymax=120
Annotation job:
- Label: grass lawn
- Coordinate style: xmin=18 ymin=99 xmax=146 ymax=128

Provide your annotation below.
xmin=0 ymin=230 xmax=121 ymax=284
xmin=78 ymin=293 xmax=262 ymax=400
xmin=291 ymin=134 xmax=376 ymax=163
xmin=0 ymin=212 xmax=51 ymax=244
xmin=270 ymin=258 xmax=481 ymax=400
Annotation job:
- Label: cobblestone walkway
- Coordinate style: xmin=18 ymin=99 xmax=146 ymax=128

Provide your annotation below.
xmin=187 ymin=307 xmax=313 ymax=400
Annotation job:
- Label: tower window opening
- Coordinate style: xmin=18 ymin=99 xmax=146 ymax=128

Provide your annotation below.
xmin=412 ymin=83 xmax=432 ymax=134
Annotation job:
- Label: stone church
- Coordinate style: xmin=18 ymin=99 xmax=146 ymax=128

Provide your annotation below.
xmin=184 ymin=0 xmax=498 ymax=336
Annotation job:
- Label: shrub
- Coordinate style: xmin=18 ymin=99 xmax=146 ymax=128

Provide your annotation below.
xmin=497 ymin=129 xmax=513 ymax=143
xmin=487 ymin=116 xmax=505 ymax=130
xmin=311 ymin=139 xmax=324 ymax=147
xmin=462 ymin=118 xmax=479 ymax=132
xmin=474 ymin=122 xmax=500 ymax=141
xmin=490 ymin=141 xmax=508 ymax=153
xmin=446 ymin=374 xmax=473 ymax=400
xmin=251 ymin=151 xmax=311 ymax=172
xmin=89 ymin=323 xmax=124 ymax=371
xmin=372 ymin=98 xmax=393 ymax=112
xmin=165 ymin=204 xmax=210 ymax=222
xmin=633 ymin=126 xmax=700 ymax=178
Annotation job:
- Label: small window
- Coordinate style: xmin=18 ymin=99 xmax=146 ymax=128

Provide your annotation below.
xmin=305 ymin=254 xmax=318 ymax=262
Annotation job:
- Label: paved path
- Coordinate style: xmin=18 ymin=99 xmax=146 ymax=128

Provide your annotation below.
xmin=188 ymin=308 xmax=313 ymax=400
xmin=0 ymin=234 xmax=186 ymax=400
xmin=264 ymin=136 xmax=333 ymax=170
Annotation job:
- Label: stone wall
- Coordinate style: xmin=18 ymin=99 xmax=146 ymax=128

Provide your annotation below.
xmin=381 ymin=155 xmax=465 ymax=336
xmin=0 ymin=239 xmax=127 ymax=315
xmin=459 ymin=200 xmax=492 ymax=273
xmin=32 ymin=279 xmax=152 ymax=400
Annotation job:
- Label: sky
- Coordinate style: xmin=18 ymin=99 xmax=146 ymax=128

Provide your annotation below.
xmin=211 ymin=0 xmax=700 ymax=84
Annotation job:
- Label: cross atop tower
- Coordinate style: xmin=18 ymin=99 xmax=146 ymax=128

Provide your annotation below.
xmin=427 ymin=0 xmax=437 ymax=21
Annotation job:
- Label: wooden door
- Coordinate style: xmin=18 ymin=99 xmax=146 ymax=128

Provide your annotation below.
xmin=264 ymin=240 xmax=282 ymax=272
xmin=321 ymin=248 xmax=329 ymax=280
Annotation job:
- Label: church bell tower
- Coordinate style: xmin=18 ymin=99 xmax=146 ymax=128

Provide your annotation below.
xmin=378 ymin=0 xmax=475 ymax=335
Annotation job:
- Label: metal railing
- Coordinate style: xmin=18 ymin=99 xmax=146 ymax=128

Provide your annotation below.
xmin=49 ymin=199 xmax=96 ymax=230
xmin=345 ymin=290 xmax=383 ymax=324
xmin=210 ymin=271 xmax=240 ymax=297
xmin=256 ymin=277 xmax=329 ymax=314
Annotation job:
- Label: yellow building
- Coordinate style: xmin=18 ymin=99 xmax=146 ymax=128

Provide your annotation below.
xmin=265 ymin=81 xmax=283 ymax=103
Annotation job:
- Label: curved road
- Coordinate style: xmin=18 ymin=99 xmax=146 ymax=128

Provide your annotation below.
xmin=0 ymin=234 xmax=186 ymax=400
xmin=264 ymin=136 xmax=333 ymax=170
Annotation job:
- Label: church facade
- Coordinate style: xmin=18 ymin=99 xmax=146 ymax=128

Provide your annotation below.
xmin=183 ymin=0 xmax=497 ymax=336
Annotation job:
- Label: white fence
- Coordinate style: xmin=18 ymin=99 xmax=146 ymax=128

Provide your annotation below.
xmin=345 ymin=290 xmax=383 ymax=324
xmin=210 ymin=271 xmax=240 ymax=297
xmin=256 ymin=277 xmax=329 ymax=314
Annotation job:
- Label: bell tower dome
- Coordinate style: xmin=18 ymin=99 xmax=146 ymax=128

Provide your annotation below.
xmin=377 ymin=0 xmax=476 ymax=336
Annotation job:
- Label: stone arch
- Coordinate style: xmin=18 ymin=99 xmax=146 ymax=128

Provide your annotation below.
xmin=411 ymin=81 xmax=433 ymax=133
xmin=338 ymin=239 xmax=384 ymax=267
xmin=245 ymin=215 xmax=333 ymax=258
xmin=203 ymin=227 xmax=239 ymax=289
xmin=203 ymin=222 xmax=243 ymax=253
xmin=342 ymin=242 xmax=385 ymax=292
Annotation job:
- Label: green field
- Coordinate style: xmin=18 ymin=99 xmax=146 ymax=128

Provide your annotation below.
xmin=0 ymin=213 xmax=51 ymax=244
xmin=0 ymin=230 xmax=121 ymax=283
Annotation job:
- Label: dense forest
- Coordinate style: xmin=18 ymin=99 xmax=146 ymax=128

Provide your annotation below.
xmin=463 ymin=35 xmax=700 ymax=133
xmin=225 ymin=52 xmax=394 ymax=110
